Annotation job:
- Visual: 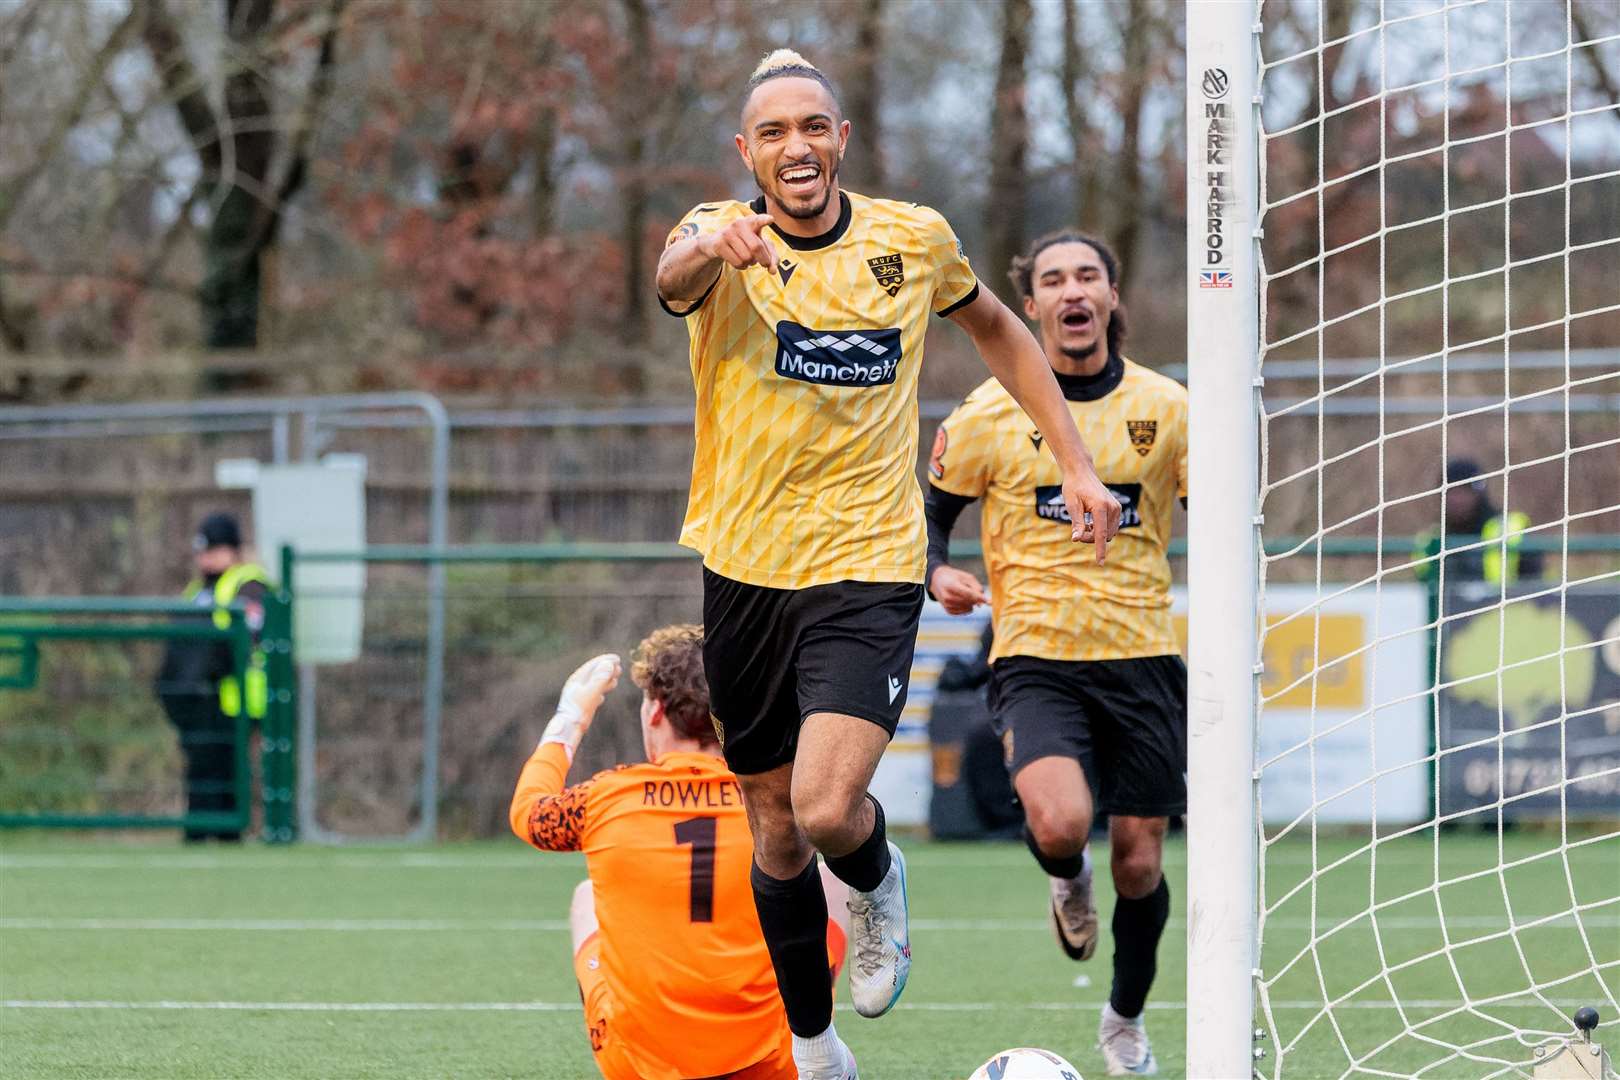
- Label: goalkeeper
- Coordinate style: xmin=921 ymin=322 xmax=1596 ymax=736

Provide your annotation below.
xmin=926 ymin=232 xmax=1187 ymax=1076
xmin=510 ymin=625 xmax=848 ymax=1080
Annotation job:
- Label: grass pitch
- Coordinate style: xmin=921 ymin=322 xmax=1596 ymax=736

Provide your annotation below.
xmin=1 ymin=832 xmax=1615 ymax=1079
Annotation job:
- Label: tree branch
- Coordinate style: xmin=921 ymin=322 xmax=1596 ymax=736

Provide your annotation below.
xmin=843 ymin=0 xmax=884 ymax=191
xmin=0 ymin=257 xmax=198 ymax=298
xmin=0 ymin=272 xmax=29 ymax=353
xmin=530 ymin=34 xmax=560 ymax=237
xmin=618 ymin=0 xmax=651 ymax=345
xmin=0 ymin=3 xmax=141 ymax=234
xmin=135 ymin=0 xmax=222 ymax=177
xmin=985 ymin=0 xmax=1032 ymax=298
xmin=140 ymin=181 xmax=205 ymax=287
xmin=1113 ymin=0 xmax=1154 ymax=276
xmin=1571 ymin=0 xmax=1619 ymax=109
xmin=1062 ymin=0 xmax=1094 ymax=224
xmin=255 ymin=0 xmax=347 ymax=250
xmin=0 ymin=0 xmax=49 ymax=69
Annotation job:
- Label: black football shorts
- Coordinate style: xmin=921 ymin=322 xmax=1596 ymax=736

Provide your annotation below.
xmin=988 ymin=653 xmax=1188 ymax=817
xmin=702 ymin=568 xmax=924 ymax=776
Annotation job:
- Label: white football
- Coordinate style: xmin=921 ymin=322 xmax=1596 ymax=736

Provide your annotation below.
xmin=968 ymin=1046 xmax=1084 ymax=1080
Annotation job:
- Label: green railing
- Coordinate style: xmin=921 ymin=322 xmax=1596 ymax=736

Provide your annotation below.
xmin=0 ymin=593 xmax=297 ymax=841
xmin=259 ymin=588 xmax=298 ymax=843
xmin=290 ymin=534 xmax=1620 ymax=564
xmin=6 ymin=533 xmax=1609 ymax=843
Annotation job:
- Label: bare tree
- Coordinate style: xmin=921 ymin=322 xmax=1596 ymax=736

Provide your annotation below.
xmin=530 ymin=37 xmax=560 ymax=238
xmin=1113 ymin=0 xmax=1154 ymax=282
xmin=1061 ymin=0 xmax=1105 ymax=229
xmin=1571 ymin=0 xmax=1619 ymax=108
xmin=0 ymin=1 xmax=142 ymax=353
xmin=985 ymin=0 xmax=1032 ymax=302
xmin=619 ymin=0 xmax=652 ymax=346
xmin=841 ymin=0 xmax=885 ymax=192
xmin=137 ymin=0 xmax=344 ymax=353
xmin=0 ymin=4 xmax=140 ymax=235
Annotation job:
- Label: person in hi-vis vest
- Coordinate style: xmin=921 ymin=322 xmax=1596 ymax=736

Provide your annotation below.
xmin=1413 ymin=458 xmax=1542 ymax=591
xmin=154 ymin=513 xmax=269 ymax=842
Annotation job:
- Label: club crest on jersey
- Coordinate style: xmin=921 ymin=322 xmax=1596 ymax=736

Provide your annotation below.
xmin=1127 ymin=419 xmax=1158 ymax=456
xmin=866 ymin=253 xmax=905 ymax=297
xmin=775 ymin=321 xmax=902 ymax=387
xmin=1035 ymin=483 xmax=1142 ymax=529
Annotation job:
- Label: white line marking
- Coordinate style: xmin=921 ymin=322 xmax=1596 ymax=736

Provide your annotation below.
xmin=1 ymin=845 xmax=1611 ymax=871
xmin=1 ymin=915 xmax=1613 ymax=933
xmin=0 ymin=999 xmax=1602 ymax=1014
xmin=0 ymin=854 xmax=560 ymax=871
xmin=0 ymin=1000 xmax=579 ymax=1012
xmin=0 ymin=918 xmax=570 ymax=932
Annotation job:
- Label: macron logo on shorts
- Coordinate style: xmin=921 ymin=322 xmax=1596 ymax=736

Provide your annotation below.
xmin=775 ymin=320 xmax=903 ymax=387
xmin=888 ymin=675 xmax=903 ymax=704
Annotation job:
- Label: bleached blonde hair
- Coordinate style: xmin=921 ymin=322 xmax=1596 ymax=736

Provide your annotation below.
xmin=750 ymin=48 xmax=820 ymax=80
xmin=743 ymin=48 xmax=839 ymax=113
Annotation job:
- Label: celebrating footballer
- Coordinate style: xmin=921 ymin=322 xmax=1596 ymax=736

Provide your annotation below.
xmin=656 ymin=49 xmax=1120 ymax=1080
xmin=927 ymin=232 xmax=1188 ymax=1076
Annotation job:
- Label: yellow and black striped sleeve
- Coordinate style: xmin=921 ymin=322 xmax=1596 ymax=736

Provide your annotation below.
xmin=658 ymin=201 xmax=749 ymax=318
xmin=918 ymin=209 xmax=980 ymax=317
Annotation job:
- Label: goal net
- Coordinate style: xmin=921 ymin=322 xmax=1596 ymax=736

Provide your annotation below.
xmin=1187 ymin=1 xmax=1620 ymax=1077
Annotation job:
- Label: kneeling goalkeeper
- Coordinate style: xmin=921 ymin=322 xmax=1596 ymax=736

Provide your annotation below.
xmin=511 ymin=625 xmax=848 ymax=1080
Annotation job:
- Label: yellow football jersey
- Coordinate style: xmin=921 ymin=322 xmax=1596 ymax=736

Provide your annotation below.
xmin=930 ymin=358 xmax=1188 ymax=662
xmin=664 ymin=191 xmax=979 ymax=589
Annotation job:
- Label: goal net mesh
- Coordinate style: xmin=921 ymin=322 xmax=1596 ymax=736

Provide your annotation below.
xmin=1250 ymin=0 xmax=1620 ymax=1076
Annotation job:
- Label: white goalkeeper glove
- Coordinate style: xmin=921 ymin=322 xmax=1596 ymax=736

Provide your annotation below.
xmin=540 ymin=653 xmax=622 ymax=762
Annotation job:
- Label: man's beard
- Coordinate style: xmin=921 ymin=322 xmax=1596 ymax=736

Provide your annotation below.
xmin=756 ymin=160 xmax=839 ymax=220
xmin=1060 ymin=340 xmax=1100 ymax=362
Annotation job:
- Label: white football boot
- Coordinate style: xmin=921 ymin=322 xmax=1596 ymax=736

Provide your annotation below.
xmin=846 ymin=840 xmax=911 ymax=1018
xmin=1049 ymin=853 xmax=1100 ymax=961
xmin=1098 ymin=1001 xmax=1159 ymax=1076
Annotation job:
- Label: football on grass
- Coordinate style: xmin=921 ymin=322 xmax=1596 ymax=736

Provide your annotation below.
xmin=968 ymin=1046 xmax=1083 ymax=1080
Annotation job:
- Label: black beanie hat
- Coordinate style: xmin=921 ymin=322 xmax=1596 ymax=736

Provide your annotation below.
xmin=194 ymin=513 xmax=242 ymax=551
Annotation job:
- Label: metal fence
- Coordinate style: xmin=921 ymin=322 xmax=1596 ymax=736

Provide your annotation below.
xmin=0 ymin=394 xmax=447 ymax=597
xmin=285 ymin=547 xmax=702 ymax=841
xmin=3 ymin=350 xmax=1616 ymax=840
xmin=5 ymin=345 xmax=1616 ymax=596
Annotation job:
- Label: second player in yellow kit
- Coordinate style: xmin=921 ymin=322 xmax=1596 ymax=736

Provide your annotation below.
xmin=928 ymin=232 xmax=1186 ymax=1077
xmin=654 ymin=50 xmax=1121 ymax=1080
xmin=929 ymin=361 xmax=1186 ymax=662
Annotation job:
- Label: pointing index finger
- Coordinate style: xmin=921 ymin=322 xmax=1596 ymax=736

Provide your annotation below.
xmin=754 ymin=230 xmax=778 ymax=271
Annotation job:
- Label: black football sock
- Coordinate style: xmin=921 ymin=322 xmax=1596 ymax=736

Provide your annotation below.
xmin=751 ymin=856 xmax=834 ymax=1037
xmin=1109 ymin=875 xmax=1171 ymax=1019
xmin=1023 ymin=822 xmax=1085 ymax=880
xmin=823 ymin=793 xmax=892 ymax=893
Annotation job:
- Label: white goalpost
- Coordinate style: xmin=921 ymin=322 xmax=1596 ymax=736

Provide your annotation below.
xmin=1187 ymin=1 xmax=1620 ymax=1077
xmin=1185 ymin=0 xmax=1262 ymax=1077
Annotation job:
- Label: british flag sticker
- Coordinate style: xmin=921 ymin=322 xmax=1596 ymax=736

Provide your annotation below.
xmin=1199 ymin=269 xmax=1233 ymax=289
